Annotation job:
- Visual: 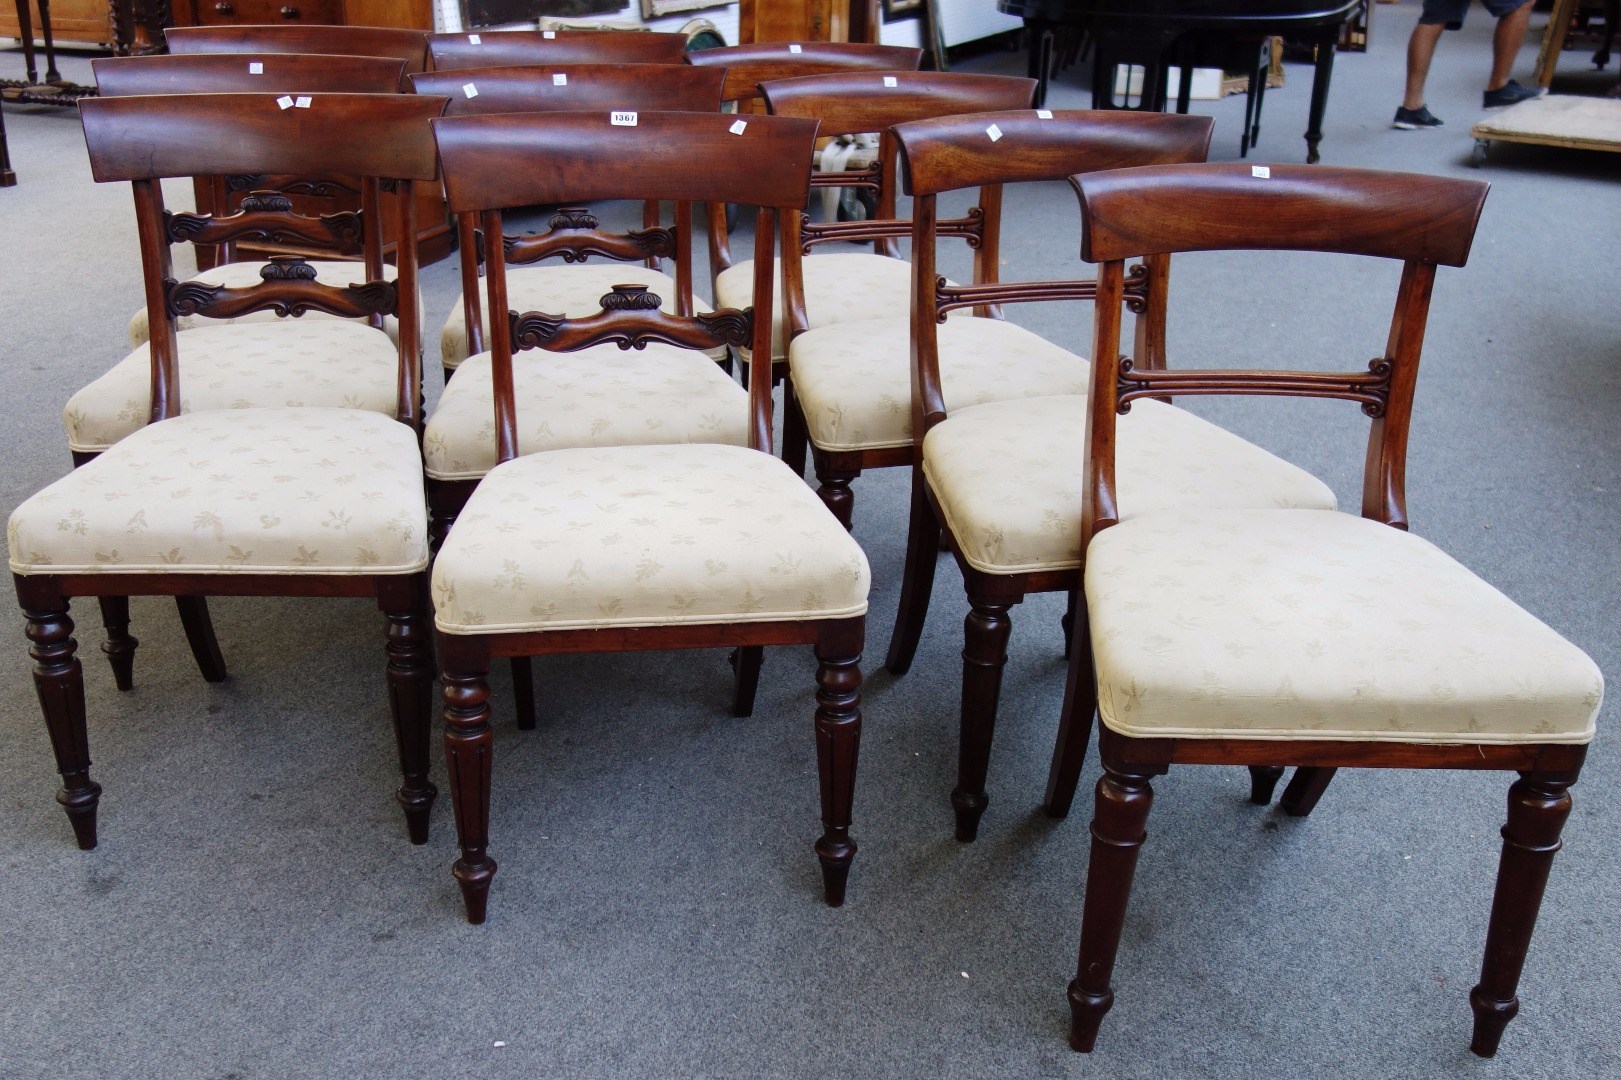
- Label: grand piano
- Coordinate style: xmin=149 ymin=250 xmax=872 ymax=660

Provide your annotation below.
xmin=998 ymin=0 xmax=1361 ymax=163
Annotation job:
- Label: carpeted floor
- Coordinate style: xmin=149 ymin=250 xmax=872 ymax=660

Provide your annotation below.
xmin=0 ymin=4 xmax=1616 ymax=1077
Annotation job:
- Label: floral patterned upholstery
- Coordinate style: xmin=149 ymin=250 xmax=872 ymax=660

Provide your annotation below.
xmin=715 ymin=253 xmax=961 ymax=362
xmin=441 ymin=264 xmax=725 ymax=370
xmin=10 ymin=409 xmax=428 ymax=576
xmin=127 ymin=260 xmax=406 ymax=346
xmin=64 ymin=322 xmax=402 ymax=455
xmin=1087 ymin=508 xmax=1603 ymax=744
xmin=922 ymin=395 xmax=1338 ymax=575
xmin=423 ymin=347 xmax=748 ymax=482
xmin=432 ymin=443 xmax=870 ymax=634
xmin=788 ymin=315 xmax=1089 ymax=452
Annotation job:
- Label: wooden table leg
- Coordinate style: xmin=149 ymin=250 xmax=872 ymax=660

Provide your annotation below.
xmin=1305 ymin=28 xmax=1338 ymax=163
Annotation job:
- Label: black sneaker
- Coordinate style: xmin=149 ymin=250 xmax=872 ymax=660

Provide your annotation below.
xmin=1483 ymin=79 xmax=1541 ymax=108
xmin=1392 ymin=105 xmax=1444 ymax=130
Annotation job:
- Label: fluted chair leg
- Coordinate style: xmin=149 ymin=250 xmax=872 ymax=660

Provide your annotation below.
xmin=1068 ymin=762 xmax=1156 ymax=1053
xmin=19 ymin=586 xmax=100 ymax=850
xmin=1469 ymin=771 xmax=1577 ymax=1057
xmin=97 ymin=595 xmax=137 ymax=691
xmin=381 ymin=577 xmax=437 ymax=844
xmin=813 ymin=635 xmax=863 ymax=907
xmin=442 ymin=636 xmax=496 ymax=924
xmin=953 ymin=601 xmax=1011 ymax=842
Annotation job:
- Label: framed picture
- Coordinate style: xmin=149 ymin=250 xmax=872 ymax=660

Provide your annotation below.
xmin=883 ymin=0 xmax=922 ymax=19
xmin=641 ymin=0 xmax=727 ymax=16
xmin=462 ymin=0 xmax=626 ymax=28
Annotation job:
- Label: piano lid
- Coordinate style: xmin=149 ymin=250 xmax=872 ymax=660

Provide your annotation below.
xmin=998 ymin=0 xmax=1361 ymax=29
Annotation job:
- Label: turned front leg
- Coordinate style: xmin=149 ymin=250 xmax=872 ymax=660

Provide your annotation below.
xmin=381 ymin=577 xmax=437 ymax=845
xmin=20 ymin=587 xmax=100 ymax=850
xmin=441 ymin=635 xmax=496 ymax=924
xmin=1469 ymin=771 xmax=1577 ymax=1057
xmin=1069 ymin=763 xmax=1156 ymax=1052
xmin=953 ymin=602 xmax=1012 ymax=842
xmin=813 ymin=635 xmax=863 ymax=907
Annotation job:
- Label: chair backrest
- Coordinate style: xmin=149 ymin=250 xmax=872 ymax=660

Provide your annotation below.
xmin=426 ymin=29 xmax=688 ymax=71
xmin=93 ymin=53 xmax=406 ymax=96
xmin=687 ymin=41 xmax=927 ymax=283
xmin=409 ymin=63 xmax=729 ymax=357
xmin=686 ymin=41 xmax=924 ymax=106
xmin=431 ymin=110 xmax=819 ymax=457
xmin=164 ymin=25 xmax=430 ymax=75
xmin=79 ymin=92 xmax=448 ymax=433
xmin=891 ymin=109 xmax=1214 ymax=447
xmin=759 ymin=72 xmax=1038 ymax=344
xmin=1073 ymin=163 xmax=1488 ymax=536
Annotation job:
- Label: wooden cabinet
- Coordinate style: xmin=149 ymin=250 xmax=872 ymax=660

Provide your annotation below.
xmin=171 ymin=0 xmax=431 ymax=29
xmin=1 ymin=0 xmax=121 ymax=49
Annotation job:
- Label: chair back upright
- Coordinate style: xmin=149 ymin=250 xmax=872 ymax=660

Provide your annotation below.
xmin=431 ymin=110 xmax=820 ymax=457
xmin=409 ymin=63 xmax=729 ymax=357
xmin=427 ymin=29 xmax=689 ymax=71
xmin=164 ymin=24 xmax=430 ymax=76
xmin=686 ymin=42 xmax=924 ymax=283
xmin=891 ymin=109 xmax=1215 ymax=457
xmin=78 ymin=92 xmax=449 ymax=432
xmin=1073 ymin=163 xmax=1488 ymax=538
xmin=759 ymin=72 xmax=1037 ymax=338
xmin=686 ymin=41 xmax=924 ymax=108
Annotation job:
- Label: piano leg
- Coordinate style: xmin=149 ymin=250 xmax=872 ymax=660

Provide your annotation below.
xmin=1026 ymin=20 xmax=1054 ymax=109
xmin=1304 ymin=29 xmax=1339 ymax=164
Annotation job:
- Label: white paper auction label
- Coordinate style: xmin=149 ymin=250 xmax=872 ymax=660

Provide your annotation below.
xmin=729 ymin=119 xmax=747 ymax=135
xmin=276 ymin=95 xmax=294 ymax=110
xmin=1036 ymin=109 xmax=1053 ymax=119
xmin=788 ymin=43 xmax=802 ymax=53
xmin=1252 ymin=166 xmax=1271 ymax=178
xmin=986 ymin=123 xmax=1003 ymax=142
xmin=553 ymin=73 xmax=567 ymax=85
xmin=611 ymin=111 xmax=638 ymax=126
xmin=543 ymin=30 xmax=556 ymax=38
xmin=463 ymin=83 xmax=478 ymax=98
xmin=468 ymin=33 xmax=480 ymax=43
xmin=249 ymin=62 xmax=263 ymax=74
xmin=883 ymin=76 xmax=897 ymax=87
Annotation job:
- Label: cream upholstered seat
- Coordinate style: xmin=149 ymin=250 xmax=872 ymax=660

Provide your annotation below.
xmin=789 ymin=315 xmax=1088 ymax=453
xmin=440 ymin=263 xmax=723 ymax=371
xmin=432 ymin=443 xmax=870 ymax=634
xmin=1085 ymin=508 xmax=1603 ymax=744
xmin=716 ymin=253 xmax=961 ymax=361
xmin=423 ymin=345 xmax=748 ymax=482
xmin=10 ymin=408 xmax=429 ymax=576
xmin=65 ymin=321 xmax=403 ymax=455
xmin=127 ymin=260 xmax=405 ymax=347
xmin=922 ymin=395 xmax=1338 ymax=576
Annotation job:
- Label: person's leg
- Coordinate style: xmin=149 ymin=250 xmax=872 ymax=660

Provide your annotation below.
xmin=1488 ymin=0 xmax=1535 ymax=91
xmin=1405 ymin=22 xmax=1448 ymax=109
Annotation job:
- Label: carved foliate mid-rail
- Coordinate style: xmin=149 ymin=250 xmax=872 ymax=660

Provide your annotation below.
xmin=1116 ymin=356 xmax=1394 ymax=417
xmin=503 ymin=206 xmax=678 ymax=266
xmin=507 ymin=284 xmax=753 ymax=353
xmin=165 ymin=256 xmax=398 ymax=321
xmin=164 ymin=190 xmax=365 ymax=250
xmin=225 ymin=174 xmax=359 ymax=199
xmin=934 ymin=262 xmax=1152 ymax=319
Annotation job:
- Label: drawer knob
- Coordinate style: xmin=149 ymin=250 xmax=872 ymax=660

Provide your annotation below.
xmin=213 ymin=0 xmax=233 ymax=12
xmin=279 ymin=5 xmax=299 ymax=16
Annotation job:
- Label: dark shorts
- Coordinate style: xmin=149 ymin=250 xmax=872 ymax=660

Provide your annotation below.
xmin=1420 ymin=0 xmax=1533 ymax=30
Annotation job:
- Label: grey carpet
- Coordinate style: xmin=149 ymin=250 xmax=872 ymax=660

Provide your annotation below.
xmin=0 ymin=4 xmax=1617 ymax=1076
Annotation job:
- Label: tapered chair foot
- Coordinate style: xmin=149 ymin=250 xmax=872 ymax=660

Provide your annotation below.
xmin=511 ymin=656 xmax=536 ymax=730
xmin=1468 ymin=987 xmax=1516 ymax=1058
xmin=453 ymin=856 xmax=496 ymax=925
xmin=98 ymin=597 xmax=136 ymax=691
xmin=397 ymin=785 xmax=436 ymax=845
xmin=1248 ymin=765 xmax=1285 ymax=805
xmin=1066 ymin=980 xmax=1112 ymax=1052
xmin=58 ymin=782 xmax=102 ymax=851
xmin=951 ymin=788 xmax=988 ymax=842
xmin=816 ymin=838 xmax=854 ymax=907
